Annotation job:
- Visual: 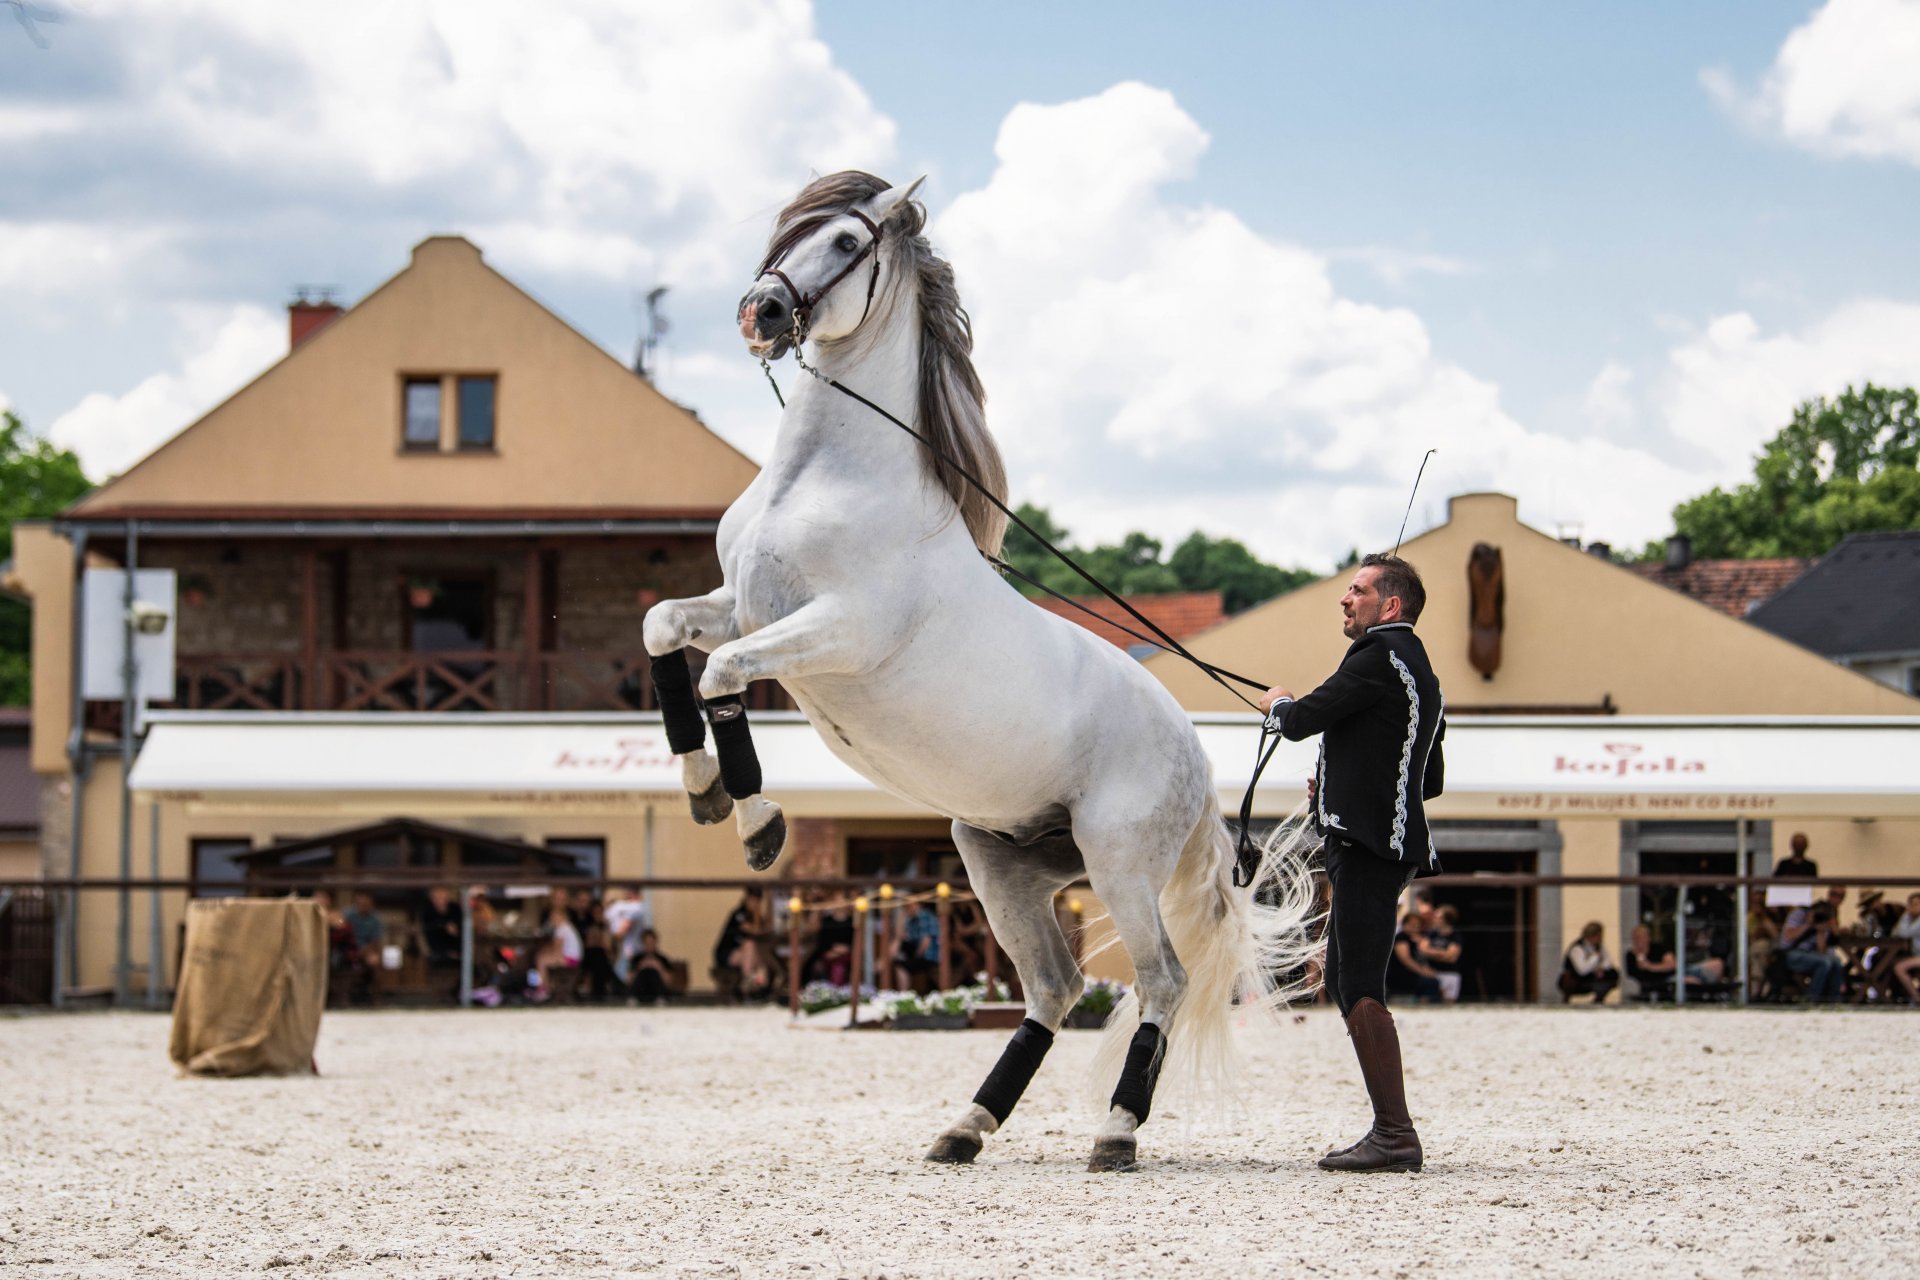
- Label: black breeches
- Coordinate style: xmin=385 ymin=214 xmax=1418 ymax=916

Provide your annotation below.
xmin=1323 ymin=839 xmax=1418 ymax=1015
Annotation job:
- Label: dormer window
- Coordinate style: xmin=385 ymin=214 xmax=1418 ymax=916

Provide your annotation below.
xmin=400 ymin=374 xmax=498 ymax=452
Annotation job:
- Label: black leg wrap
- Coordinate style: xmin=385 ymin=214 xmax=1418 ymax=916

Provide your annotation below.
xmin=651 ymin=649 xmax=707 ymax=756
xmin=972 ymin=1018 xmax=1055 ymax=1127
xmin=704 ymin=695 xmax=763 ymax=799
xmin=1109 ymin=1022 xmax=1166 ymax=1125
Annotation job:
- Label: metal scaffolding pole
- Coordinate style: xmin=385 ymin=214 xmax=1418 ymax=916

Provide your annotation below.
xmin=1735 ymin=819 xmax=1750 ymax=1006
xmin=1674 ymin=884 xmax=1689 ymax=1006
xmin=115 ymin=523 xmax=138 ymax=1007
xmin=146 ymin=800 xmax=164 ymax=1011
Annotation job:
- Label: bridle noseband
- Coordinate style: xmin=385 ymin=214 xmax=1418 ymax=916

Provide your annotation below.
xmin=746 ymin=208 xmax=886 ymax=345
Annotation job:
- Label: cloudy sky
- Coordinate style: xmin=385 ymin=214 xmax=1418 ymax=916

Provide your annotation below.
xmin=4 ymin=0 xmax=1919 ymax=567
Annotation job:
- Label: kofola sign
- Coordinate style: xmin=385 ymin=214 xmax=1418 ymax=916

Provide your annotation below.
xmin=1553 ymin=741 xmax=1706 ymax=778
xmin=552 ymin=736 xmax=676 ymax=777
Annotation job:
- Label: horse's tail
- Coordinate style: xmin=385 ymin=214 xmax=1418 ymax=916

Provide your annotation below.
xmin=1088 ymin=805 xmax=1322 ymax=1110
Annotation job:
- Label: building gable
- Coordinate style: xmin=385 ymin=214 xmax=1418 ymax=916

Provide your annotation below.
xmin=1144 ymin=492 xmax=1920 ymax=716
xmin=72 ymin=237 xmax=759 ymax=518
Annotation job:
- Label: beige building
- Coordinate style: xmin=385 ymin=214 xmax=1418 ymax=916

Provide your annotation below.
xmin=8 ymin=236 xmax=1918 ymax=1006
xmin=1147 ymin=492 xmax=1920 ymax=1000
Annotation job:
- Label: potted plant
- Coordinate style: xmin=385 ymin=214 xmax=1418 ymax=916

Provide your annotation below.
xmin=1068 ymin=978 xmax=1125 ymax=1029
xmin=891 ymin=988 xmax=971 ymax=1031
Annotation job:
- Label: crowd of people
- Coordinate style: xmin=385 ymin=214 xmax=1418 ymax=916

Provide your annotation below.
xmin=1557 ymin=832 xmax=1920 ymax=1006
xmin=310 ymin=880 xmax=1005 ymax=1007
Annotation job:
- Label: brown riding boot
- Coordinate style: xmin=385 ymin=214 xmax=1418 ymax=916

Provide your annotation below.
xmin=1318 ymin=998 xmax=1423 ymax=1172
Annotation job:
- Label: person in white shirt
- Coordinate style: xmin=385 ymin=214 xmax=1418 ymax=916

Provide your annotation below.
xmin=532 ymin=906 xmax=583 ymax=1002
xmin=604 ymin=888 xmax=654 ymax=989
xmin=1891 ymin=893 xmax=1920 ymax=1007
xmin=1559 ymin=921 xmax=1619 ymax=1003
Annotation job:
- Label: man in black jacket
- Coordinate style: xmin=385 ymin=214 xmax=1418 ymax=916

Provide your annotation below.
xmin=1260 ymin=552 xmax=1445 ymax=1173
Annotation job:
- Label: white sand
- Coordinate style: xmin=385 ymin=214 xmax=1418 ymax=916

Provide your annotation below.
xmin=2 ymin=1006 xmax=1915 ymax=1279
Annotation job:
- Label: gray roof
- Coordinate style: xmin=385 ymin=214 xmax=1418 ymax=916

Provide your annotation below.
xmin=1746 ymin=531 xmax=1920 ymax=659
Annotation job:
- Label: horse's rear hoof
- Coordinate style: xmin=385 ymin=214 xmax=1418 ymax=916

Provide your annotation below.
xmin=689 ymin=776 xmax=733 ymax=825
xmin=925 ymin=1132 xmax=982 ymax=1164
xmin=1087 ymin=1136 xmax=1138 ymax=1173
xmin=744 ymin=810 xmax=787 ymax=872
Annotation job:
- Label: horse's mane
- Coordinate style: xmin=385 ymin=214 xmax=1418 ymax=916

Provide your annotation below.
xmin=763 ymin=171 xmax=1009 ymax=557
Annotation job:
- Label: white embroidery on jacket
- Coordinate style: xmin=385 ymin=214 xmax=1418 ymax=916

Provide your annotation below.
xmin=1387 ymin=650 xmax=1420 ymax=859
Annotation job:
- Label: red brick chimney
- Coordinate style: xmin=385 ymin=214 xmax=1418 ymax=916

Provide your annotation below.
xmin=288 ymin=289 xmax=343 ymax=349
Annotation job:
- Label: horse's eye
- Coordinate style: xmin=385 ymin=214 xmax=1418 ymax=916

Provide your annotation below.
xmin=835 ymin=233 xmax=859 ymax=253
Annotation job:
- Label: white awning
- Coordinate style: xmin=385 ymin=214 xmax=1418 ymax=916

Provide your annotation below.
xmin=128 ymin=712 xmax=1920 ymax=819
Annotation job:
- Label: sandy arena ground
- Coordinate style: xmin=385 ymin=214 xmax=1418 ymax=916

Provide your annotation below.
xmin=2 ymin=1005 xmax=1916 ymax=1279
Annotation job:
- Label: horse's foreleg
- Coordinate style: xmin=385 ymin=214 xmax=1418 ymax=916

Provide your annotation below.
xmin=927 ymin=828 xmax=1085 ymax=1166
xmin=695 ymin=604 xmax=855 ymax=872
xmin=643 ymin=591 xmax=741 ymax=826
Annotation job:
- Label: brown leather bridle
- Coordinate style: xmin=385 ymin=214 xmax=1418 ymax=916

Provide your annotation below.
xmin=746 ymin=208 xmax=886 ymax=343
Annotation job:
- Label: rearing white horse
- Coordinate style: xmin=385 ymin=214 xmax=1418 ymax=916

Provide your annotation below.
xmin=643 ymin=171 xmax=1315 ymax=1172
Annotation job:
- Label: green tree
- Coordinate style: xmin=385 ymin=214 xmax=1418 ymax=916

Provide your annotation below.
xmin=999 ymin=501 xmax=1313 ymax=613
xmin=1659 ymin=384 xmax=1920 ymax=559
xmin=0 ymin=410 xmax=94 ymax=705
xmin=1168 ymin=531 xmax=1316 ymax=614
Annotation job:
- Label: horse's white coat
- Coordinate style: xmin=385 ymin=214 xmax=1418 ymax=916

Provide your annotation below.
xmin=646 ymin=177 xmax=1318 ymax=1169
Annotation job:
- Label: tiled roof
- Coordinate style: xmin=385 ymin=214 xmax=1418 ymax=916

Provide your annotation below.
xmin=1628 ymin=557 xmax=1809 ymax=618
xmin=1747 ymin=531 xmax=1920 ymax=658
xmin=1032 ymin=590 xmax=1227 ymax=653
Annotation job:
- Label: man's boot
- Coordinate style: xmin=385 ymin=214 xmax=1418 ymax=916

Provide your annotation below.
xmin=1318 ymin=997 xmax=1423 ymax=1172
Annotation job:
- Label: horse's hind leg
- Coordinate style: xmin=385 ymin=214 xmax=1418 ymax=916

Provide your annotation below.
xmin=1080 ymin=821 xmax=1191 ymax=1173
xmin=926 ymin=825 xmax=1084 ymax=1166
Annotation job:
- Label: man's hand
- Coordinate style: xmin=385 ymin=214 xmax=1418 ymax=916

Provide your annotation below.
xmin=1306 ymin=776 xmax=1317 ymax=808
xmin=1258 ymin=686 xmax=1294 ymax=714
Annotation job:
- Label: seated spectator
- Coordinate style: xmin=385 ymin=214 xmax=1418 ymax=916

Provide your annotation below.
xmin=1420 ymin=904 xmax=1464 ymax=1004
xmin=714 ymin=887 xmax=770 ymax=997
xmin=341 ymin=891 xmax=385 ymax=1006
xmin=1891 ymin=892 xmax=1920 ymax=1006
xmin=629 ymin=928 xmax=679 ymax=1006
xmin=1779 ymin=893 xmax=1844 ymax=1003
xmin=604 ymin=888 xmax=653 ymax=988
xmin=1627 ymin=924 xmax=1724 ymax=997
xmin=1385 ymin=913 xmax=1444 ymax=1004
xmin=579 ymin=899 xmax=619 ymax=1003
xmin=892 ymin=900 xmax=941 ymax=992
xmin=804 ymin=899 xmax=855 ymax=986
xmin=1856 ymin=889 xmax=1899 ymax=937
xmin=418 ymin=885 xmax=462 ymax=969
xmin=1747 ymin=903 xmax=1780 ymax=999
xmin=530 ymin=905 xmax=583 ymax=1003
xmin=1559 ymin=921 xmax=1619 ymax=1004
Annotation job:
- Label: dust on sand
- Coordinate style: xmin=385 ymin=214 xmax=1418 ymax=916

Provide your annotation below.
xmin=2 ymin=1006 xmax=1913 ymax=1278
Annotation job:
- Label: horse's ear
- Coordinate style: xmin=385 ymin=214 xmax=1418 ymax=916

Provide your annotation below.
xmin=868 ymin=175 xmax=927 ymax=222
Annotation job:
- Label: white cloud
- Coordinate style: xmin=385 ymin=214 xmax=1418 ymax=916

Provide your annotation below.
xmin=47 ymin=305 xmax=282 ymax=478
xmin=1704 ymin=0 xmax=1920 ymax=166
xmin=63 ymin=0 xmax=894 ymax=290
xmin=932 ymin=82 xmax=1698 ymax=567
xmin=1581 ymin=361 xmax=1637 ymax=434
xmin=1657 ymin=298 xmax=1920 ymax=477
xmin=1326 ymin=246 xmax=1475 ymax=289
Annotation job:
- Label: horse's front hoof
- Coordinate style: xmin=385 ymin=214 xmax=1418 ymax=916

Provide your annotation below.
xmin=1087 ymin=1136 xmax=1138 ymax=1173
xmin=925 ymin=1132 xmax=982 ymax=1164
xmin=743 ymin=809 xmax=787 ymax=872
xmin=688 ymin=775 xmax=733 ymax=825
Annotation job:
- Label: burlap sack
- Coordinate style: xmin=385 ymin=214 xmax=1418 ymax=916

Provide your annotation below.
xmin=169 ymin=898 xmax=326 ymax=1077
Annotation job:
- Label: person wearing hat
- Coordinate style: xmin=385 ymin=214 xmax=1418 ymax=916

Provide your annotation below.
xmin=1857 ymin=889 xmax=1900 ymax=937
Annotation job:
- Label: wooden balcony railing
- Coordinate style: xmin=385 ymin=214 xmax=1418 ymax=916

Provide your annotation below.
xmin=148 ymin=651 xmax=792 ymax=715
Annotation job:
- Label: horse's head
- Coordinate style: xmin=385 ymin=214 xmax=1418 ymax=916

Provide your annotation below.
xmin=739 ymin=173 xmax=926 ymax=359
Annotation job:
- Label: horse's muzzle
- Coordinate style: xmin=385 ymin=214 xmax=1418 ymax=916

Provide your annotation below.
xmin=738 ymin=288 xmax=794 ymax=359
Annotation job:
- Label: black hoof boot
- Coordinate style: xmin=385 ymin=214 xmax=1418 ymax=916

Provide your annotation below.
xmin=925 ymin=1132 xmax=983 ymax=1164
xmin=1087 ymin=1135 xmax=1138 ymax=1173
xmin=743 ymin=807 xmax=787 ymax=872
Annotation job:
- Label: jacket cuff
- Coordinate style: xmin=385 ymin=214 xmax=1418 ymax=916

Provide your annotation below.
xmin=1262 ymin=697 xmax=1294 ymax=732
